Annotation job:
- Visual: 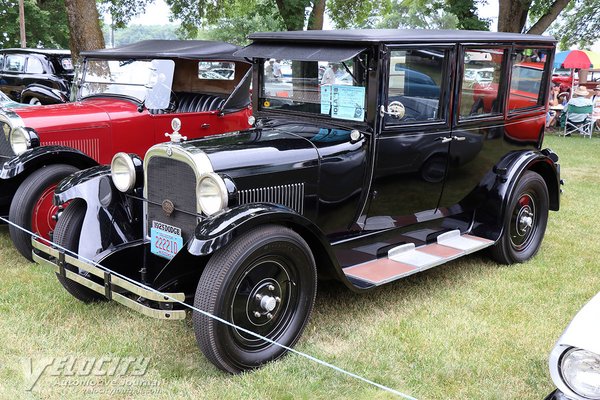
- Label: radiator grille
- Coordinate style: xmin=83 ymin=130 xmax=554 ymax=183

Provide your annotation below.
xmin=0 ymin=119 xmax=14 ymax=158
xmin=146 ymin=156 xmax=198 ymax=240
xmin=238 ymin=183 xmax=304 ymax=215
xmin=42 ymin=138 xmax=100 ymax=161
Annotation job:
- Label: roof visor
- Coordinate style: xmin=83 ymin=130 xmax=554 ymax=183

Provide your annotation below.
xmin=234 ymin=43 xmax=367 ymax=62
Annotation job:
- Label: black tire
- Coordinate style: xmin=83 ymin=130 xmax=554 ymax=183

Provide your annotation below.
xmin=9 ymin=164 xmax=79 ymax=261
xmin=490 ymin=171 xmax=549 ymax=264
xmin=54 ymin=199 xmax=105 ymax=302
xmin=193 ymin=225 xmax=317 ymax=373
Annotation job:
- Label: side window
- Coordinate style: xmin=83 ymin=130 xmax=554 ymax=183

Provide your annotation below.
xmin=5 ymin=55 xmax=26 ymax=72
xmin=0 ymin=55 xmax=4 ymax=71
xmin=387 ymin=48 xmax=445 ymax=123
xmin=198 ymin=61 xmax=236 ymax=80
xmin=508 ymin=48 xmax=548 ymax=111
xmin=25 ymin=57 xmax=44 ymax=74
xmin=459 ymin=48 xmax=506 ymax=118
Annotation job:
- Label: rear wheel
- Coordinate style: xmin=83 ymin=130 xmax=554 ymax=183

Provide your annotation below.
xmin=193 ymin=225 xmax=317 ymax=373
xmin=490 ymin=171 xmax=549 ymax=264
xmin=9 ymin=164 xmax=79 ymax=261
xmin=27 ymin=97 xmax=41 ymax=105
xmin=54 ymin=199 xmax=105 ymax=302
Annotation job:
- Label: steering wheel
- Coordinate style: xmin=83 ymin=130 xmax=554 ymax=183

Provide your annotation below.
xmin=387 ymin=101 xmax=406 ymax=119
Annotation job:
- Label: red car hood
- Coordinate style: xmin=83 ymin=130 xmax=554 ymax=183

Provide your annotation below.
xmin=14 ymin=98 xmax=138 ymax=134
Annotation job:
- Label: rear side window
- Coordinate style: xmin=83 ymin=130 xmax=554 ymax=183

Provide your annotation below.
xmin=508 ymin=48 xmax=548 ymax=111
xmin=5 ymin=55 xmax=26 ymax=72
xmin=0 ymin=56 xmax=4 ymax=71
xmin=386 ymin=48 xmax=446 ymax=124
xmin=459 ymin=47 xmax=507 ymax=119
xmin=26 ymin=57 xmax=44 ymax=74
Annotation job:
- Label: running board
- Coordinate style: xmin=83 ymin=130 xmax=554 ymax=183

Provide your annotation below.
xmin=344 ymin=230 xmax=494 ymax=286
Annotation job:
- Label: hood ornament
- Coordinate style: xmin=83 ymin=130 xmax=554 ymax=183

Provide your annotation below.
xmin=165 ymin=118 xmax=187 ymax=143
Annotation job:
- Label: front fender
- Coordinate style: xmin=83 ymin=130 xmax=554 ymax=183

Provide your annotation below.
xmin=21 ymin=84 xmax=68 ymax=104
xmin=0 ymin=145 xmax=98 ymax=179
xmin=188 ymin=203 xmax=331 ymax=257
xmin=53 ymin=166 xmax=144 ymax=261
xmin=471 ymin=148 xmax=560 ymax=239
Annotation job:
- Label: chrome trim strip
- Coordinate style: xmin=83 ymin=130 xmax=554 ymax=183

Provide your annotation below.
xmin=32 ymin=239 xmax=186 ymax=320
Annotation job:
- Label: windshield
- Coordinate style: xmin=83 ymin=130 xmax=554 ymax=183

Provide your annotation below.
xmin=79 ymin=59 xmax=174 ymax=106
xmin=258 ymin=53 xmax=368 ymax=123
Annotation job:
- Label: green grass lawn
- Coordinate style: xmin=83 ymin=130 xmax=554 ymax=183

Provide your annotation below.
xmin=1 ymin=132 xmax=599 ymax=399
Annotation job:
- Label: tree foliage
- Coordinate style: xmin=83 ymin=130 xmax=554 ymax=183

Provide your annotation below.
xmin=102 ymin=24 xmax=181 ymax=47
xmin=98 ymin=0 xmax=155 ymax=29
xmin=545 ymin=0 xmax=600 ymax=49
xmin=0 ymin=0 xmax=70 ymax=48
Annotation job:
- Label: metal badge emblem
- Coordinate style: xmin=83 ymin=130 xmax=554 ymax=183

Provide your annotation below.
xmin=162 ymin=199 xmax=175 ymax=217
xmin=166 ymin=145 xmax=173 ymax=156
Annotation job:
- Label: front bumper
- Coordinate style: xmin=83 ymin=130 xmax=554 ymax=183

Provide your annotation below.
xmin=32 ymin=239 xmax=186 ymax=320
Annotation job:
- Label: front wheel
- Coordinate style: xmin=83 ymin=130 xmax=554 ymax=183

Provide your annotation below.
xmin=9 ymin=164 xmax=79 ymax=261
xmin=193 ymin=225 xmax=317 ymax=373
xmin=490 ymin=171 xmax=549 ymax=264
xmin=27 ymin=97 xmax=41 ymax=105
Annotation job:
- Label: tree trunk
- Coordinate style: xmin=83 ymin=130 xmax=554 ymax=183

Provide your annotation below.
xmin=64 ymin=0 xmax=105 ymax=62
xmin=307 ymin=0 xmax=325 ymax=30
xmin=526 ymin=0 xmax=571 ymax=34
xmin=497 ymin=0 xmax=531 ymax=33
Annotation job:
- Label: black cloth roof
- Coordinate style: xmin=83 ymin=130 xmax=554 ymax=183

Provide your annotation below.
xmin=235 ymin=43 xmax=366 ymax=62
xmin=2 ymin=48 xmax=71 ymax=55
xmin=246 ymin=29 xmax=556 ymax=45
xmin=81 ymin=40 xmax=244 ymax=61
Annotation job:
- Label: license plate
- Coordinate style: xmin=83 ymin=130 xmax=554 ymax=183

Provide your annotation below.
xmin=150 ymin=221 xmax=183 ymax=260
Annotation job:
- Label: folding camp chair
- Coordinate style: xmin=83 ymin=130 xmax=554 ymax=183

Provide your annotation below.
xmin=561 ymin=103 xmax=594 ymax=138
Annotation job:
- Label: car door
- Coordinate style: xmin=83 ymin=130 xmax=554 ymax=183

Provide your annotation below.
xmin=2 ymin=53 xmax=27 ymax=100
xmin=363 ymin=45 xmax=454 ymax=232
xmin=439 ymin=45 xmax=511 ymax=212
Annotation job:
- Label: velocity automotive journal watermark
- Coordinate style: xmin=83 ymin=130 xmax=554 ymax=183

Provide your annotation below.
xmin=22 ymin=356 xmax=162 ymax=394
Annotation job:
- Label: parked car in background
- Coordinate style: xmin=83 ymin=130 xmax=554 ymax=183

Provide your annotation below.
xmin=545 ymin=292 xmax=600 ymax=400
xmin=0 ymin=48 xmax=73 ymax=105
xmin=2 ymin=39 xmax=252 ymax=261
xmin=0 ymin=91 xmax=29 ymax=109
xmin=32 ymin=29 xmax=560 ymax=373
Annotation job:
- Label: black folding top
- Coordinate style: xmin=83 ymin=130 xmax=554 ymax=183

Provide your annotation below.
xmin=81 ymin=40 xmax=243 ymax=61
xmin=246 ymin=29 xmax=556 ymax=45
xmin=235 ymin=43 xmax=366 ymax=62
xmin=2 ymin=48 xmax=71 ymax=55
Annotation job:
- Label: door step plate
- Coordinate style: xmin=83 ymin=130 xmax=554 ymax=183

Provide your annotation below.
xmin=344 ymin=230 xmax=493 ymax=286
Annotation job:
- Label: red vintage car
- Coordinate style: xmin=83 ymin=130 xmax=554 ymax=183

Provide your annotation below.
xmin=0 ymin=40 xmax=252 ymax=260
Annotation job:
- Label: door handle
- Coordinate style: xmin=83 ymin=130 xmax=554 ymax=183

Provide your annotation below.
xmin=452 ymin=136 xmax=466 ymax=141
xmin=436 ymin=136 xmax=453 ymax=143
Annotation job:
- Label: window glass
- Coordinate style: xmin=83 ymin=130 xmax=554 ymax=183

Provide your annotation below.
xmin=508 ymin=48 xmax=547 ymax=111
xmin=387 ymin=49 xmax=445 ymax=123
xmin=61 ymin=57 xmax=74 ymax=71
xmin=0 ymin=56 xmax=4 ymax=71
xmin=26 ymin=57 xmax=44 ymax=74
xmin=460 ymin=48 xmax=506 ymax=118
xmin=259 ymin=54 xmax=368 ymax=122
xmin=5 ymin=55 xmax=26 ymax=72
xmin=198 ymin=61 xmax=235 ymax=80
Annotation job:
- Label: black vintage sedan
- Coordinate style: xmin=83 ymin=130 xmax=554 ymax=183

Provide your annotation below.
xmin=32 ymin=29 xmax=561 ymax=373
xmin=0 ymin=48 xmax=73 ymax=105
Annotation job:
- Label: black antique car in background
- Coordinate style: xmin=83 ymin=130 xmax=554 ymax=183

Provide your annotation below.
xmin=32 ymin=30 xmax=561 ymax=373
xmin=0 ymin=48 xmax=74 ymax=105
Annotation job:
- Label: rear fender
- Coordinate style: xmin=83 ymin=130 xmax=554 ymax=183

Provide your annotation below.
xmin=471 ymin=148 xmax=560 ymax=239
xmin=21 ymin=84 xmax=68 ymax=104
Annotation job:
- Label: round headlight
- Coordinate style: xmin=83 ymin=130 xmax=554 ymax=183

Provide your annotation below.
xmin=111 ymin=152 xmax=136 ymax=192
xmin=10 ymin=127 xmax=32 ymax=155
xmin=197 ymin=173 xmax=228 ymax=216
xmin=561 ymin=348 xmax=600 ymax=399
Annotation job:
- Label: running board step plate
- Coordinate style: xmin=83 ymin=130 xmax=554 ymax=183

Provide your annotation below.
xmin=344 ymin=230 xmax=493 ymax=286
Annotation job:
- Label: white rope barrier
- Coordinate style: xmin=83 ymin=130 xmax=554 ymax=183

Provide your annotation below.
xmin=0 ymin=215 xmax=418 ymax=400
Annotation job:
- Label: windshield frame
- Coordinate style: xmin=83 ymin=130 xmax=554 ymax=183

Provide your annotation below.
xmin=76 ymin=57 xmax=174 ymax=105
